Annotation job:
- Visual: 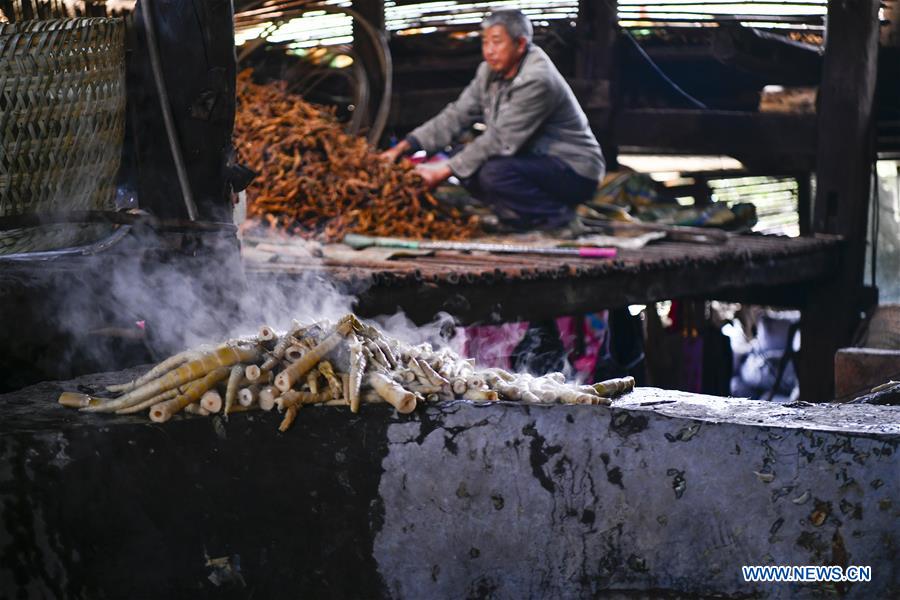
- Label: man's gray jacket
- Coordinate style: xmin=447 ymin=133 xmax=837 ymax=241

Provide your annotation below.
xmin=407 ymin=44 xmax=605 ymax=182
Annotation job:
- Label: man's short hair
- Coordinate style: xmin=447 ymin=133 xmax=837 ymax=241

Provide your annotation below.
xmin=481 ymin=9 xmax=533 ymax=44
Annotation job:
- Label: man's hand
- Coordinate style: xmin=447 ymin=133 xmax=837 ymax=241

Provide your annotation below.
xmin=379 ymin=139 xmax=411 ymax=163
xmin=415 ymin=162 xmax=453 ymax=189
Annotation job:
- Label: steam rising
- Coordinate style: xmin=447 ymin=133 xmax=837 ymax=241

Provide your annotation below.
xmin=47 ymin=226 xmax=463 ymax=377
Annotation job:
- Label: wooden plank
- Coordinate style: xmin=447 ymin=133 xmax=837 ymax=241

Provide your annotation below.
xmin=800 ymin=0 xmax=881 ymax=402
xmin=347 ymin=241 xmax=838 ymax=325
xmin=243 ymin=236 xmax=840 ymax=285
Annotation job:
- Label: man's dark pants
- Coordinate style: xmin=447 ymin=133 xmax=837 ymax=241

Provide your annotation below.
xmin=462 ymin=155 xmax=598 ymax=229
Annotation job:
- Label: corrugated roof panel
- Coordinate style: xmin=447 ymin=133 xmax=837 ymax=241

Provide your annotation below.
xmin=234 ymin=1 xmax=839 ymax=46
xmin=619 ymin=0 xmax=828 ymax=31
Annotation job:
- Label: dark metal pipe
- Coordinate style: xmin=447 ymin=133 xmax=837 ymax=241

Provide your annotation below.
xmin=141 ymin=0 xmax=199 ymax=221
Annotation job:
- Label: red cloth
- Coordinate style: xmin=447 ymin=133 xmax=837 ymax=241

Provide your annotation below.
xmin=462 ymin=312 xmax=608 ymax=381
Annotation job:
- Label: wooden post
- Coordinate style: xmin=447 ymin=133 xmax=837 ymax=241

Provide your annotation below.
xmin=126 ymin=0 xmax=237 ymax=221
xmin=352 ymin=0 xmax=386 ymax=144
xmin=693 ymin=175 xmax=712 ymax=206
xmin=882 ymin=1 xmax=900 ymax=47
xmin=576 ymin=0 xmax=619 ymax=169
xmin=797 ymin=173 xmax=812 ymax=236
xmin=799 ymin=0 xmax=881 ymax=402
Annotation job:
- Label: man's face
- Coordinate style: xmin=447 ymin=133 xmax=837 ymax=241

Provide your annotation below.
xmin=482 ymin=24 xmax=527 ymax=78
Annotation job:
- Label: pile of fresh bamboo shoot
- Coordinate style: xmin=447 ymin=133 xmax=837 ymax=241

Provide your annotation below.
xmin=58 ymin=314 xmax=634 ymax=433
xmin=235 ymin=70 xmax=480 ymax=241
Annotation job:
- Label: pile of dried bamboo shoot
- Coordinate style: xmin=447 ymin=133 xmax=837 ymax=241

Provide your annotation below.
xmin=234 ymin=70 xmax=480 ymax=241
xmin=58 ymin=314 xmax=634 ymax=433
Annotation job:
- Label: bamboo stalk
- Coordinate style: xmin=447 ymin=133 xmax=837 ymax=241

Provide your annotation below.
xmin=257 ymin=386 xmax=279 ymax=411
xmin=368 ymin=372 xmax=416 ymax=414
xmin=348 ymin=335 xmax=366 ymax=413
xmin=116 ymin=387 xmax=180 ymax=415
xmin=245 ymin=364 xmax=260 ymax=381
xmin=521 ymin=390 xmax=541 ymax=404
xmin=317 ymin=360 xmax=343 ymax=400
xmin=184 ymin=403 xmax=211 ymax=416
xmin=279 ymin=406 xmax=298 ymax=432
xmin=149 ymin=367 xmax=231 ymax=423
xmin=306 ymin=370 xmax=320 ymax=394
xmin=258 ymin=325 xmax=276 ymax=343
xmin=417 ymin=358 xmax=449 ymax=387
xmin=105 ymin=348 xmax=202 ymax=393
xmin=261 ymin=327 xmax=297 ymax=371
xmin=407 ymin=356 xmax=430 ymax=384
xmin=284 ymin=345 xmax=306 ymax=362
xmin=224 ymin=364 xmax=244 ymax=415
xmin=463 ymin=389 xmax=499 ymax=402
xmin=409 ymin=382 xmax=443 ymax=394
xmin=592 ymin=376 xmax=635 ymax=397
xmin=87 ymin=345 xmax=260 ymax=413
xmin=58 ymin=391 xmax=104 ymax=409
xmin=274 ymin=320 xmax=351 ymax=392
xmin=365 ymin=341 xmax=390 ymax=370
xmin=373 ymin=338 xmax=398 ymax=369
xmin=238 ymin=385 xmax=260 ymax=407
xmin=201 ymin=390 xmax=223 ymax=413
xmin=466 ymin=375 xmax=485 ymax=390
xmin=276 ymin=389 xmax=329 ymax=411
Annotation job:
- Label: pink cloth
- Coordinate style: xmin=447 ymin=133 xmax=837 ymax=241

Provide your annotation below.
xmin=556 ymin=312 xmax=608 ymax=382
xmin=462 ymin=312 xmax=608 ymax=380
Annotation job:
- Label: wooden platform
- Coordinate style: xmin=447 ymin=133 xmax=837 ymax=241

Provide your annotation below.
xmin=246 ymin=234 xmax=840 ymax=321
xmin=245 ymin=233 xmax=843 ymax=401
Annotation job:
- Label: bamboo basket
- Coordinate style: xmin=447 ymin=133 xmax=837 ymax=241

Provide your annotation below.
xmin=0 ymin=17 xmax=126 ymax=254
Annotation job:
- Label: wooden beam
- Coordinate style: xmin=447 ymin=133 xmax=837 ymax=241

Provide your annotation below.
xmin=613 ymin=109 xmax=817 ymax=173
xmin=391 ymin=101 xmax=819 ymax=173
xmin=800 ymin=0 xmax=881 ymax=402
xmin=711 ymin=26 xmax=822 ymax=86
